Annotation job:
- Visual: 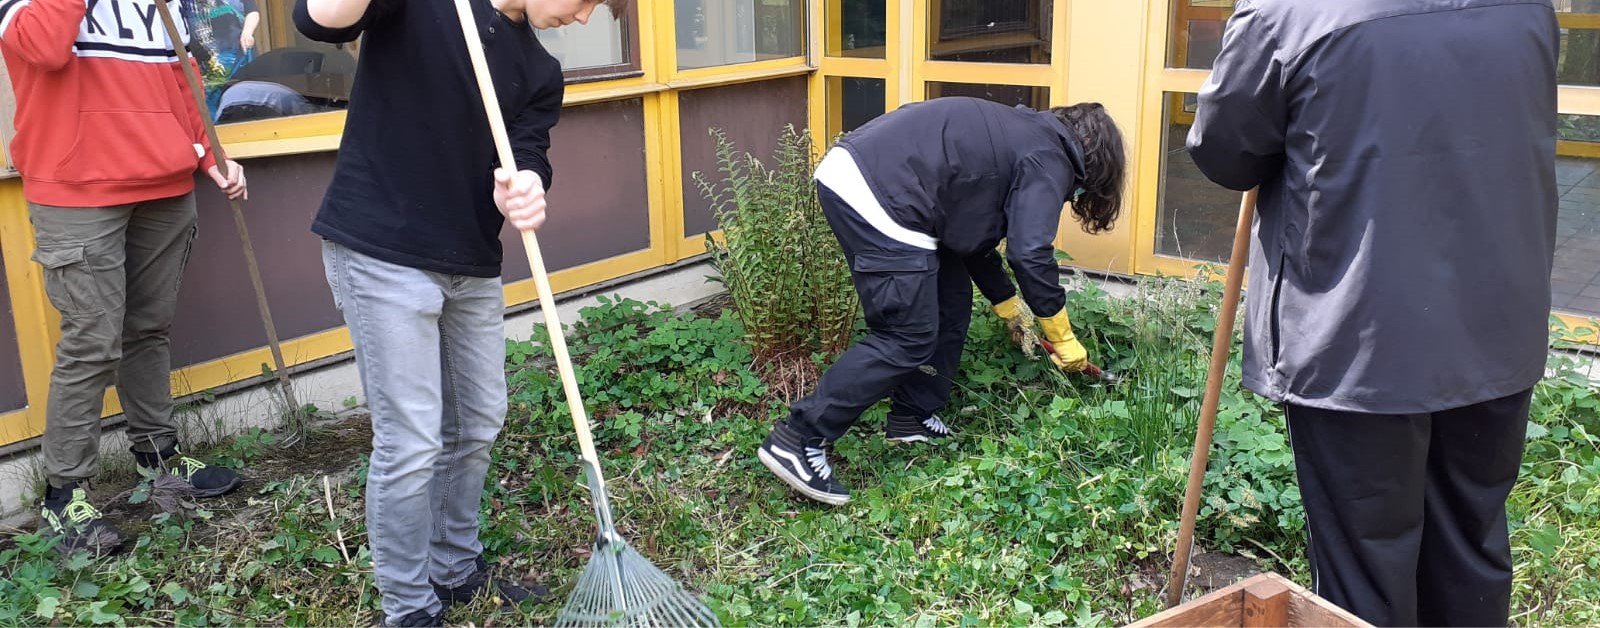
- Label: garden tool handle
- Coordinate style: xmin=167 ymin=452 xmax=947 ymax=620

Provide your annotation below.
xmin=447 ymin=0 xmax=606 ymax=484
xmin=1166 ymin=187 xmax=1258 ymax=609
xmin=151 ymin=0 xmax=304 ymax=427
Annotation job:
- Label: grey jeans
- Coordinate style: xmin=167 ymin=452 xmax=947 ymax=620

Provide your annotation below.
xmin=29 ymin=195 xmax=197 ymax=488
xmin=321 ymin=240 xmax=509 ymax=619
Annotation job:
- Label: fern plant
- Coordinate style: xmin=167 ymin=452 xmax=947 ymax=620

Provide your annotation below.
xmin=695 ymin=125 xmax=858 ymax=398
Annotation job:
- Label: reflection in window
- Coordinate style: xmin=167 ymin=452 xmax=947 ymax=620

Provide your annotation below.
xmin=1557 ymin=1 xmax=1600 ymax=86
xmin=196 ymin=0 xmax=358 ymax=125
xmin=677 ymin=0 xmax=804 ymax=70
xmin=1156 ymin=91 xmax=1236 ymax=263
xmin=832 ymin=0 xmax=886 ymax=59
xmin=536 ymin=6 xmax=634 ymax=79
xmin=829 ymin=77 xmax=885 ymax=137
xmin=1554 ymin=114 xmax=1600 ymax=317
xmin=926 ymin=82 xmax=1048 ymax=110
xmin=928 ymin=0 xmax=1051 ymax=64
xmin=1167 ymin=0 xmax=1233 ymax=70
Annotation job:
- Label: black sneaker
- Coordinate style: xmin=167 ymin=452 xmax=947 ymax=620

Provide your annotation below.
xmin=132 ymin=444 xmax=243 ymax=498
xmin=885 ymin=413 xmax=955 ymax=443
xmin=38 ymin=482 xmax=123 ymax=556
xmin=757 ymin=422 xmax=850 ymax=506
xmin=380 ymin=608 xmax=445 ymax=627
xmin=433 ymin=555 xmax=547 ymax=611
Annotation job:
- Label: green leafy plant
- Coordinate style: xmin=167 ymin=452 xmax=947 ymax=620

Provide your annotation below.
xmin=695 ymin=125 xmax=857 ymax=399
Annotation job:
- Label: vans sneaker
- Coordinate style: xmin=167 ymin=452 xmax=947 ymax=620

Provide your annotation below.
xmin=884 ymin=413 xmax=955 ymax=443
xmin=758 ymin=422 xmax=850 ymax=506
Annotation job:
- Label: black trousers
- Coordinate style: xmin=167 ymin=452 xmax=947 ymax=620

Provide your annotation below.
xmin=788 ymin=183 xmax=973 ymax=442
xmin=1285 ymin=388 xmax=1532 ymax=627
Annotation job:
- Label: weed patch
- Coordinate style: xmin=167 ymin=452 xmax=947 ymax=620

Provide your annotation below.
xmin=2 ymin=280 xmax=1597 ymax=626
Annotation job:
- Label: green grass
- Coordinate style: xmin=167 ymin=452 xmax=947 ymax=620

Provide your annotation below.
xmin=2 ymin=280 xmax=1597 ymax=626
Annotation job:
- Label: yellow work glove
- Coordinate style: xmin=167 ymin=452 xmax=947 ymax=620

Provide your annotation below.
xmin=1037 ymin=308 xmax=1089 ymax=372
xmin=992 ymin=295 xmax=1028 ymax=348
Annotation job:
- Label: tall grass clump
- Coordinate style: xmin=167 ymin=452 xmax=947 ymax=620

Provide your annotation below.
xmin=695 ymin=126 xmax=857 ymax=399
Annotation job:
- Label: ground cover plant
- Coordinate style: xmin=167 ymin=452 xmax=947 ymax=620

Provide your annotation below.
xmin=1 ymin=274 xmax=1597 ymax=626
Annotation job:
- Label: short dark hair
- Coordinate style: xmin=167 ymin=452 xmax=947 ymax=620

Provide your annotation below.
xmin=1049 ymin=102 xmax=1126 ymax=234
xmin=599 ymin=0 xmax=631 ymax=17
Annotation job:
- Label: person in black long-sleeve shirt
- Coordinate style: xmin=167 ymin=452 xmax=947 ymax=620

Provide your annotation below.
xmin=758 ymin=98 xmax=1128 ymax=506
xmin=293 ymin=0 xmax=628 ymax=625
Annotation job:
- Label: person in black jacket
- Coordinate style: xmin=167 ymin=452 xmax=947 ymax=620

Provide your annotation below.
xmin=294 ymin=0 xmax=628 ymax=625
xmin=1186 ymin=1 xmax=1557 ymax=625
xmin=758 ymin=97 xmax=1127 ymax=506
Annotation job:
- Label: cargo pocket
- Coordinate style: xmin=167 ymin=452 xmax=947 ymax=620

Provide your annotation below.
xmin=851 ymin=250 xmax=935 ymax=331
xmin=31 ymin=244 xmax=105 ymax=317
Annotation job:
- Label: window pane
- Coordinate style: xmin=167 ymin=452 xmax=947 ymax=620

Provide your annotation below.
xmin=832 ymin=0 xmax=886 ymax=58
xmin=198 ymin=0 xmax=357 ymax=124
xmin=536 ymin=6 xmax=631 ymax=75
xmin=1157 ymin=91 xmax=1236 ymax=262
xmin=1555 ymin=114 xmax=1600 ymax=317
xmin=829 ymin=77 xmax=885 ymax=136
xmin=677 ymin=0 xmax=805 ymax=70
xmin=1556 ymin=2 xmax=1600 ymax=87
xmin=1166 ymin=0 xmax=1234 ymax=70
xmin=926 ymin=82 xmax=1048 ymax=110
xmin=929 ymin=0 xmax=1051 ymax=64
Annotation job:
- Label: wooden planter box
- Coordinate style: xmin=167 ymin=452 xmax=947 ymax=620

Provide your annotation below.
xmin=1128 ymin=573 xmax=1371 ymax=628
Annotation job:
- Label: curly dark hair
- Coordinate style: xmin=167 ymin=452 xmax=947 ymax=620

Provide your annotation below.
xmin=1049 ymin=102 xmax=1126 ymax=234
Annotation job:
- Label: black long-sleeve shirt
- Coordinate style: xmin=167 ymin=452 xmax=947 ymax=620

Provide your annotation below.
xmin=835 ymin=97 xmax=1085 ymax=318
xmin=294 ymin=0 xmax=562 ymax=277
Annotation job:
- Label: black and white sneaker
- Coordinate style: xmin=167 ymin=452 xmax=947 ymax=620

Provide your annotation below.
xmin=758 ymin=422 xmax=850 ymax=506
xmin=885 ymin=414 xmax=955 ymax=443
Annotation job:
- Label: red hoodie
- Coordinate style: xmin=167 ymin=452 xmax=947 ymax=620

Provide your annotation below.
xmin=0 ymin=0 xmax=217 ymax=208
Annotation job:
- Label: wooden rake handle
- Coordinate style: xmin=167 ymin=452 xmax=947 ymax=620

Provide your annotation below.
xmin=151 ymin=1 xmax=302 ymax=419
xmin=1165 ymin=188 xmax=1258 ymax=609
xmin=445 ymin=0 xmax=605 ymax=485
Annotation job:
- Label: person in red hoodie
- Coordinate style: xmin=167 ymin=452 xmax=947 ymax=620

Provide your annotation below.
xmin=1 ymin=0 xmax=249 ymax=556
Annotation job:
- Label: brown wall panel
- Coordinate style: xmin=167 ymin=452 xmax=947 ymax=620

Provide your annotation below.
xmin=172 ymin=152 xmax=343 ymax=369
xmin=501 ymin=98 xmax=651 ymax=283
xmin=0 ymin=245 xmax=26 ymax=413
xmin=678 ymin=76 xmax=809 ymax=238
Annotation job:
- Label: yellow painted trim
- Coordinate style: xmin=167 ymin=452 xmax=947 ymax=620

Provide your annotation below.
xmin=224 ymin=135 xmax=343 ymax=160
xmin=216 ymin=111 xmax=347 ymax=144
xmin=1160 ymin=67 xmax=1209 ymax=94
xmin=899 ymin=0 xmax=917 ymax=106
xmin=168 ymin=327 xmax=353 ymax=399
xmin=1554 ymin=311 xmax=1600 ymax=347
xmin=1558 ymin=12 xmax=1600 ymax=30
xmin=0 ymin=181 xmax=52 ymax=443
xmin=919 ymin=61 xmax=1055 ymax=87
xmin=1559 ymin=139 xmax=1600 ymax=158
xmin=0 ymin=408 xmax=28 ymax=445
xmin=671 ymin=57 xmax=810 ymax=83
xmin=650 ymin=91 xmax=684 ymax=261
xmin=1560 ymin=85 xmax=1600 ymax=116
xmin=566 ymin=78 xmax=667 ymax=106
xmin=668 ymin=61 xmax=814 ymax=91
xmin=824 ymin=0 xmax=843 ymax=57
xmin=649 ymin=0 xmax=674 ymax=81
xmin=678 ymin=233 xmax=713 ymax=262
xmin=503 ymin=248 xmax=662 ymax=306
xmin=1132 ymin=0 xmax=1178 ymax=278
xmin=631 ymin=0 xmax=656 ymax=81
xmin=1048 ymin=0 xmax=1071 ymax=107
xmin=818 ymin=57 xmax=891 ymax=78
